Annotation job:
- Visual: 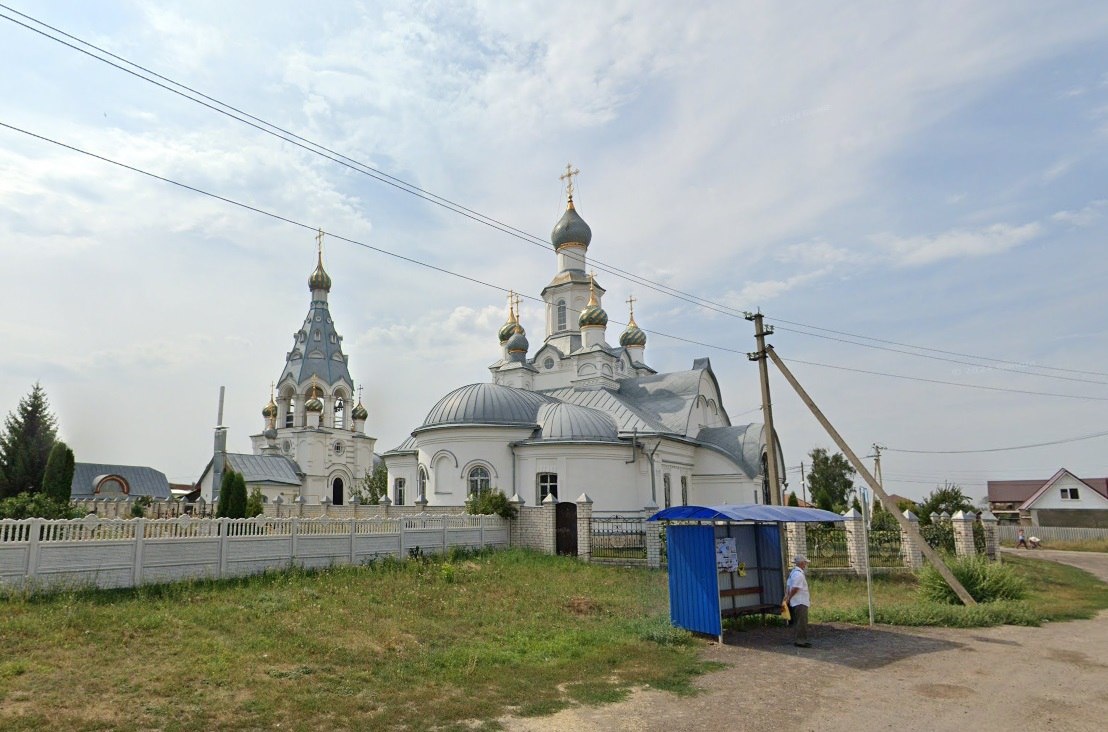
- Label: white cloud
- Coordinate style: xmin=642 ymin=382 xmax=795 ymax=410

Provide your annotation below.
xmin=1051 ymin=199 xmax=1108 ymax=227
xmin=876 ymin=222 xmax=1043 ymax=267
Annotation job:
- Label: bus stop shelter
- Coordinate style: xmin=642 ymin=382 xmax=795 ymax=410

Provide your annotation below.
xmin=647 ymin=504 xmax=843 ymax=642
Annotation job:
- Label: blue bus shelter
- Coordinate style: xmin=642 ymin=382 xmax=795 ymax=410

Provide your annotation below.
xmin=647 ymin=504 xmax=843 ymax=642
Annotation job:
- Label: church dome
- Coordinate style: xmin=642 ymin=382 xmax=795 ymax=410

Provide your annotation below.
xmin=506 ymin=325 xmax=529 ymax=354
xmin=262 ymin=397 xmax=278 ymax=419
xmin=263 ymin=427 xmax=278 ymax=440
xmin=537 ymin=403 xmax=619 ymax=442
xmin=352 ymin=401 xmax=368 ymax=421
xmin=551 ymin=202 xmax=592 ymax=251
xmin=420 ymin=383 xmax=553 ymax=428
xmin=578 ymin=275 xmax=607 ymax=328
xmin=308 ymin=247 xmax=332 ymax=292
xmin=304 ymin=390 xmax=324 ymax=412
xmin=620 ymin=315 xmax=646 ymax=347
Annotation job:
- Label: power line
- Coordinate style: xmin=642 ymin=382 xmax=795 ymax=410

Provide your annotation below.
xmin=0 ymin=120 xmax=749 ymax=359
xmin=884 ymin=428 xmax=1108 ymax=455
xmin=779 ymin=356 xmax=1108 ymax=402
xmin=7 ymin=3 xmax=1105 ymax=387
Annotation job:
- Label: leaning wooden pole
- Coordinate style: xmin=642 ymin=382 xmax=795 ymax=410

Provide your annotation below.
xmin=765 ymin=347 xmax=977 ymax=606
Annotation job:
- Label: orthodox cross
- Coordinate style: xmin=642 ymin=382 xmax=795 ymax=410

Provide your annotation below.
xmin=511 ymin=291 xmax=523 ymax=317
xmin=357 ymin=385 xmax=364 ymax=404
xmin=559 ymin=163 xmax=580 ymax=200
xmin=316 ymin=227 xmax=325 ymax=255
xmin=626 ymin=294 xmax=636 ymax=316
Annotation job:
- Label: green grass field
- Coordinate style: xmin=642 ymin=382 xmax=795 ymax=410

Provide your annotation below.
xmin=0 ymin=550 xmax=710 ymax=732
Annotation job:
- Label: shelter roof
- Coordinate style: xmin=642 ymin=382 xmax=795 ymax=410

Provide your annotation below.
xmin=647 ymin=504 xmax=843 ymax=523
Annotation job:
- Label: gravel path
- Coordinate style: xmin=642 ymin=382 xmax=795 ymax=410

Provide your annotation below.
xmin=505 ymin=552 xmax=1108 ymax=732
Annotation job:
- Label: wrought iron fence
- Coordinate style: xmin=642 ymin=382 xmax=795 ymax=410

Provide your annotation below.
xmin=868 ymin=529 xmax=903 ymax=567
xmin=591 ymin=515 xmax=646 ymax=560
xmin=805 ymin=525 xmax=849 ymax=568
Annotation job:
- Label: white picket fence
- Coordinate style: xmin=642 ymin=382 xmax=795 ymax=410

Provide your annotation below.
xmin=997 ymin=525 xmax=1108 ymax=543
xmin=0 ymin=513 xmax=509 ymax=591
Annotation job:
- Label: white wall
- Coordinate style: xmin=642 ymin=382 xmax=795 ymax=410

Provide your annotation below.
xmin=1028 ymin=473 xmax=1108 ymax=510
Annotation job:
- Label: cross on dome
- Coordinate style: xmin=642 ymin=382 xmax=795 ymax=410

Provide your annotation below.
xmin=559 ymin=163 xmax=580 ymax=203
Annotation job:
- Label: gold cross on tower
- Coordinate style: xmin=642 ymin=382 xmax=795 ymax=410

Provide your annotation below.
xmin=358 ymin=385 xmax=364 ymax=403
xmin=316 ymin=227 xmax=325 ymax=254
xmin=512 ymin=291 xmax=523 ymax=317
xmin=626 ymin=294 xmax=636 ymax=315
xmin=559 ymin=163 xmax=580 ymax=201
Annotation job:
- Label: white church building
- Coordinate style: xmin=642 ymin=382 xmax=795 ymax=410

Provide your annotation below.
xmin=383 ymin=177 xmax=782 ymax=513
xmin=197 ymin=238 xmax=377 ymax=505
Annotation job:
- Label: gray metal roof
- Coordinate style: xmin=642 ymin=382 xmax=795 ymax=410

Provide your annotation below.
xmin=695 ymin=425 xmax=763 ymax=479
xmin=540 ymin=385 xmax=670 ymax=434
xmin=385 ymin=435 xmax=418 ymax=454
xmin=71 ymin=463 xmax=171 ymax=498
xmin=614 ymin=369 xmax=707 ymax=435
xmin=551 ymin=203 xmax=592 ymax=250
xmin=277 ymin=296 xmax=353 ymax=391
xmin=420 ymin=383 xmax=556 ymax=429
xmin=537 ymin=403 xmax=619 ymax=442
xmin=225 ymin=453 xmax=302 ymax=486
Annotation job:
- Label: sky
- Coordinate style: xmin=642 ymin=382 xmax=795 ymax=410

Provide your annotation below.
xmin=1 ymin=1 xmax=1107 ymax=503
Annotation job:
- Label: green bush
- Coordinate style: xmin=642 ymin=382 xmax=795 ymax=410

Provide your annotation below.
xmin=131 ymin=495 xmax=152 ymax=518
xmin=465 ymin=490 xmax=517 ymax=519
xmin=245 ymin=486 xmax=265 ymax=518
xmin=918 ymin=554 xmax=1028 ymax=605
xmin=0 ymin=493 xmax=80 ymax=519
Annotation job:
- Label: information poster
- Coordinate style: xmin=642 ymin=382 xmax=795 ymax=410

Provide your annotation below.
xmin=715 ymin=537 xmax=738 ymax=572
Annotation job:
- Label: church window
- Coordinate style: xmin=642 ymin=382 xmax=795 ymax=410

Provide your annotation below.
xmin=544 ymin=358 xmax=555 ymax=370
xmin=468 ymin=466 xmax=491 ymax=497
xmin=332 ymin=477 xmax=344 ymax=505
xmin=334 ymin=399 xmax=345 ymax=428
xmin=557 ymin=300 xmax=567 ymax=331
xmin=537 ymin=473 xmax=558 ymax=503
xmin=418 ymin=467 xmax=428 ymax=499
xmin=314 ymin=330 xmax=321 ymax=341
xmin=330 ymin=333 xmax=337 ymax=343
xmin=285 ymin=398 xmax=296 ymax=427
xmin=680 ymin=476 xmax=688 ymax=506
xmin=663 ymin=474 xmax=672 ymax=509
xmin=394 ymin=478 xmax=406 ymax=505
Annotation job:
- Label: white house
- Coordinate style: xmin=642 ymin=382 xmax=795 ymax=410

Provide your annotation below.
xmin=1014 ymin=469 xmax=1108 ymax=528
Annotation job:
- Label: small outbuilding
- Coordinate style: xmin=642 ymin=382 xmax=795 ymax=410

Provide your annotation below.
xmin=647 ymin=504 xmax=843 ymax=641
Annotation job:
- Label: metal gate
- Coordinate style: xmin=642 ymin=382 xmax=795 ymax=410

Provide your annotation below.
xmin=555 ymin=502 xmax=578 ymax=556
xmin=590 ymin=515 xmax=646 ymax=560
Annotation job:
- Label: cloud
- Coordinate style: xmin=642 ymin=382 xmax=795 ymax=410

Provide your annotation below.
xmin=876 ymin=222 xmax=1043 ymax=267
xmin=1051 ymin=199 xmax=1108 ymax=227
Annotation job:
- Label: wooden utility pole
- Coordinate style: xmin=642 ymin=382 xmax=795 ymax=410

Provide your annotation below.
xmin=799 ymin=461 xmax=807 ymax=504
xmin=746 ymin=311 xmax=782 ymax=505
xmin=764 ymin=347 xmax=977 ymax=606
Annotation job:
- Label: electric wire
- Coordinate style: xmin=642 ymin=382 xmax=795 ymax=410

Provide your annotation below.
xmin=5 ymin=3 xmax=1106 ymax=385
xmin=884 ymin=429 xmax=1108 ymax=455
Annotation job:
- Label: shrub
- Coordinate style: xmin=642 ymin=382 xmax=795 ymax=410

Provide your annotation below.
xmin=918 ymin=554 xmax=1028 ymax=605
xmin=131 ymin=495 xmax=152 ymax=518
xmin=0 ymin=493 xmax=80 ymax=519
xmin=246 ymin=486 xmax=265 ymax=518
xmin=465 ymin=490 xmax=517 ymax=519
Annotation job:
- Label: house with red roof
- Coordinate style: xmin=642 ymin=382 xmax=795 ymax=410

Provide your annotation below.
xmin=987 ymin=468 xmax=1108 ymax=527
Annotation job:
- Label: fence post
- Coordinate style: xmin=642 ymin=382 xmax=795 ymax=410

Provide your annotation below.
xmin=542 ymin=492 xmax=558 ymax=555
xmin=576 ymin=493 xmax=593 ymax=562
xmin=951 ymin=510 xmax=976 ymax=557
xmin=380 ymin=495 xmax=392 ymax=519
xmin=133 ymin=518 xmax=146 ymax=586
xmin=218 ymin=519 xmax=229 ymax=578
xmin=414 ymin=492 xmax=428 ymax=513
xmin=900 ymin=510 xmax=924 ymax=569
xmin=290 ymin=516 xmax=300 ymax=565
xmin=843 ymin=508 xmax=868 ymax=576
xmin=644 ymin=500 xmax=660 ymax=569
xmin=508 ymin=494 xmax=523 ymax=548
xmin=25 ymin=518 xmax=42 ymax=581
xmin=350 ymin=518 xmax=357 ymax=564
xmin=785 ymin=522 xmax=807 ymax=565
xmin=979 ymin=510 xmax=999 ymax=560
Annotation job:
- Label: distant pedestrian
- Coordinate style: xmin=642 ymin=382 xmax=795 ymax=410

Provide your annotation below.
xmin=1016 ymin=528 xmax=1028 ymax=549
xmin=784 ymin=555 xmax=811 ymax=648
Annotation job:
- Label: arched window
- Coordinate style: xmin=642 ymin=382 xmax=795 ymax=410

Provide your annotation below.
xmin=332 ymin=477 xmax=344 ymax=506
xmin=285 ymin=397 xmax=296 ymax=427
xmin=334 ymin=398 xmax=345 ymax=429
xmin=556 ymin=300 xmax=567 ymax=331
xmin=468 ymin=466 xmax=491 ymax=497
xmin=417 ymin=467 xmax=428 ymax=500
xmin=394 ymin=478 xmax=406 ymax=506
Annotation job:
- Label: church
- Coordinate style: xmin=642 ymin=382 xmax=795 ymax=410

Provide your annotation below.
xmin=197 ymin=235 xmax=378 ymax=505
xmin=383 ymin=172 xmax=781 ymax=513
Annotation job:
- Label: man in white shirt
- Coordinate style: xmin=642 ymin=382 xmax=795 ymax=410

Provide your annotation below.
xmin=784 ymin=554 xmax=811 ymax=648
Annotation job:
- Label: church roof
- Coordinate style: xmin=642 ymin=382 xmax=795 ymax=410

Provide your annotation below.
xmin=420 ymin=383 xmax=556 ymax=430
xmin=695 ymin=425 xmax=764 ymax=479
xmin=536 ymin=403 xmax=620 ymax=442
xmin=224 ymin=453 xmax=303 ymax=486
xmin=71 ymin=463 xmax=170 ymax=499
xmin=278 ymin=299 xmax=353 ymax=389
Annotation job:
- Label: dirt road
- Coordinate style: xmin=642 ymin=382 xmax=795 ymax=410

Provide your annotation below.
xmin=506 ymin=551 xmax=1108 ymax=732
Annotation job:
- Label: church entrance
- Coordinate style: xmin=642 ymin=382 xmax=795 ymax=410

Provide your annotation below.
xmin=332 ymin=477 xmax=344 ymax=506
xmin=555 ymin=502 xmax=578 ymax=556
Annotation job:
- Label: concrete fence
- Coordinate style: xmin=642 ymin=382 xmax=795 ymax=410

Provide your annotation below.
xmin=70 ymin=497 xmax=468 ymax=520
xmin=0 ymin=513 xmax=508 ymax=591
xmin=997 ymin=525 xmax=1108 ymax=543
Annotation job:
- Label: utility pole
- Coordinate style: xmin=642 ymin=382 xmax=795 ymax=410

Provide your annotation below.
xmin=799 ymin=461 xmax=807 ymax=504
xmin=871 ymin=443 xmax=885 ymax=492
xmin=746 ymin=310 xmax=782 ymax=505
xmin=764 ymin=346 xmax=976 ymax=606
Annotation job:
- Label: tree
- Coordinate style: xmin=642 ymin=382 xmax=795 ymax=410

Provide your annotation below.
xmin=246 ymin=486 xmax=265 ymax=517
xmin=352 ymin=463 xmax=387 ymax=505
xmin=0 ymin=383 xmax=59 ymax=498
xmin=0 ymin=492 xmax=80 ymax=520
xmin=216 ymin=469 xmax=247 ymax=518
xmin=870 ymin=497 xmax=900 ymax=531
xmin=42 ymin=440 xmax=75 ymax=503
xmin=917 ymin=482 xmax=974 ymax=526
xmin=465 ymin=489 xmax=517 ymax=520
xmin=806 ymin=448 xmax=855 ymax=514
xmin=786 ymin=491 xmax=800 ymax=507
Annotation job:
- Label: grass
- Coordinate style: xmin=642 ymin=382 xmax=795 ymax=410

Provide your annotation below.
xmin=810 ymin=554 xmax=1108 ymax=628
xmin=0 ymin=549 xmax=711 ymax=732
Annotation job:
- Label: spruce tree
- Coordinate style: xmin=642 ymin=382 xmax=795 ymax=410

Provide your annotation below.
xmin=787 ymin=491 xmax=800 ymax=507
xmin=226 ymin=471 xmax=248 ymax=519
xmin=42 ymin=440 xmax=75 ymax=503
xmin=216 ymin=468 xmax=236 ymax=517
xmin=0 ymin=383 xmax=59 ymax=498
